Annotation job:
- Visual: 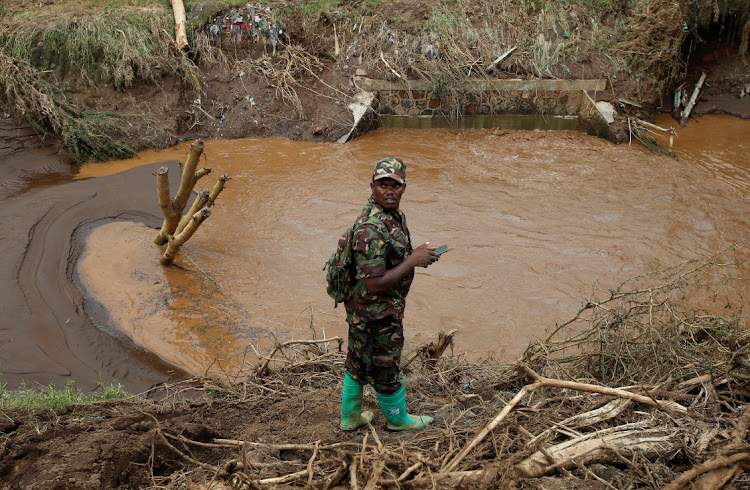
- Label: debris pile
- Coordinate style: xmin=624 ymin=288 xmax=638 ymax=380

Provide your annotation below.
xmin=142 ymin=246 xmax=750 ymax=489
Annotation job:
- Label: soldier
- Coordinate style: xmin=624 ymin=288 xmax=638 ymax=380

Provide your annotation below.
xmin=339 ymin=157 xmax=440 ymax=431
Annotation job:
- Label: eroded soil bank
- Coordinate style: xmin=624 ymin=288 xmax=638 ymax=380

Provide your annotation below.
xmin=1 ymin=0 xmax=749 ymax=168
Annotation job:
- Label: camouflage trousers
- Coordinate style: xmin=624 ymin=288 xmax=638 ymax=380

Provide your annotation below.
xmin=345 ymin=315 xmax=403 ymax=394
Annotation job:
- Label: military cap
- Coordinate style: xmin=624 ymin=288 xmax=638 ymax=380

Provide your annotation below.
xmin=372 ymin=157 xmax=406 ymax=184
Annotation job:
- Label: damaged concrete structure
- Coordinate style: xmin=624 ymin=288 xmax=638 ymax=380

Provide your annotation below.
xmin=340 ymin=72 xmax=615 ymax=143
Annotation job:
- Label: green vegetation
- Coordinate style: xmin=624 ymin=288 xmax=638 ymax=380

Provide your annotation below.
xmin=300 ymin=0 xmax=340 ymax=29
xmin=2 ymin=9 xmax=200 ymax=90
xmin=0 ymin=51 xmax=135 ymax=163
xmin=0 ymin=0 xmax=207 ymax=162
xmin=0 ymin=379 xmax=131 ymax=412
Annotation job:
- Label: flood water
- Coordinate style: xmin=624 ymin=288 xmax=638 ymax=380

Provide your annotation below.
xmin=2 ymin=114 xmax=749 ymax=392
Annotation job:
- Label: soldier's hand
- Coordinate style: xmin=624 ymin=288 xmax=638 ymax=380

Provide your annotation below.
xmin=413 ymin=243 xmax=439 ymax=268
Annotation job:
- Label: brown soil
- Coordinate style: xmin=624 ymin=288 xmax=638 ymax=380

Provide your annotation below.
xmin=0 ymin=385 xmax=347 ymax=489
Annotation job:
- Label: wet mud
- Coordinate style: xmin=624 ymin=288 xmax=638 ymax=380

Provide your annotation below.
xmin=0 ymin=162 xmax=191 ymax=392
xmin=2 ymin=116 xmax=750 ymax=392
xmin=0 ymin=115 xmax=71 ymax=200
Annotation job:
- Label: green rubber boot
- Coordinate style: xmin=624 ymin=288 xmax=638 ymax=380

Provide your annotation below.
xmin=340 ymin=373 xmax=374 ymax=431
xmin=377 ymin=383 xmax=433 ymax=431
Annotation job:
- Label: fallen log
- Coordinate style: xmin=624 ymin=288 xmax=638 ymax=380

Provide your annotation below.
xmin=441 ymin=364 xmax=690 ymax=473
xmin=527 ymin=398 xmax=631 ymax=446
xmin=169 ymin=0 xmax=189 ymax=51
xmin=515 ymin=423 xmax=678 ymax=478
xmin=680 ymin=72 xmax=707 ymax=127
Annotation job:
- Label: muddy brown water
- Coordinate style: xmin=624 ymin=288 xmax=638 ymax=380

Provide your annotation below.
xmin=2 ymin=115 xmax=749 ymax=392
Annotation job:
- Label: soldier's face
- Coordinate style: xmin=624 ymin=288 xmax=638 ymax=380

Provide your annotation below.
xmin=371 ymin=178 xmax=405 ymax=211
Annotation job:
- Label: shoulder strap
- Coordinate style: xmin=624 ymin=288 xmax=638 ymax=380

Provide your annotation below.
xmin=354 ymin=211 xmax=405 ymax=257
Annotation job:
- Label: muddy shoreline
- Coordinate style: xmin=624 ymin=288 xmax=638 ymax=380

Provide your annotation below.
xmin=0 ymin=160 xmax=191 ymax=392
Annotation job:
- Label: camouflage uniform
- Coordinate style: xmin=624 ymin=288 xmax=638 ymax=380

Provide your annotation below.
xmin=345 ymin=185 xmax=413 ymax=394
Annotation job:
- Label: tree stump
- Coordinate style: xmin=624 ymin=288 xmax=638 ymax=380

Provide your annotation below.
xmin=154 ymin=139 xmax=229 ymax=265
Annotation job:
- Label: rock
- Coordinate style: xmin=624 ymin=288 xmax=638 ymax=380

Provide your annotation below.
xmin=595 ymin=101 xmax=616 ymax=124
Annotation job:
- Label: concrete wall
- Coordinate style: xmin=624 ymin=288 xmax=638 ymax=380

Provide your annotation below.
xmin=349 ymin=75 xmax=614 ymax=141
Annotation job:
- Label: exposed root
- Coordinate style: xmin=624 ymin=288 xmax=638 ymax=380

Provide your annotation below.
xmin=236 ymin=46 xmax=324 ymax=121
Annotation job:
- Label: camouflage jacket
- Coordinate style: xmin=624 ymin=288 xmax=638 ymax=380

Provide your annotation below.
xmin=345 ymin=197 xmax=414 ymax=323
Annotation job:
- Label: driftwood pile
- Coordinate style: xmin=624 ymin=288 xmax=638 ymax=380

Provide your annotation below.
xmin=146 ymin=245 xmax=750 ymax=489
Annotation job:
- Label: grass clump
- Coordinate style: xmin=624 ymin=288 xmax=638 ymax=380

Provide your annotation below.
xmin=300 ymin=0 xmax=340 ymax=31
xmin=2 ymin=9 xmax=200 ymax=91
xmin=0 ymin=1 xmax=205 ymax=161
xmin=0 ymin=50 xmax=135 ymax=163
xmin=0 ymin=379 xmax=131 ymax=412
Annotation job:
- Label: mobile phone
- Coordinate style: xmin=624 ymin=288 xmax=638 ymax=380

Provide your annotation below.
xmin=434 ymin=245 xmax=448 ymax=255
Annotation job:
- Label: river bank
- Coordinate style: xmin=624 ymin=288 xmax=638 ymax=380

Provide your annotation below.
xmin=1 ymin=0 xmax=749 ymax=170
